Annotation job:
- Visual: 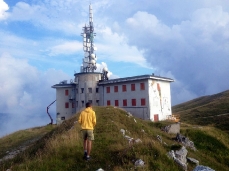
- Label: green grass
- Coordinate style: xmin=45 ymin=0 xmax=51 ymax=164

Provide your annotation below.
xmin=172 ymin=90 xmax=229 ymax=133
xmin=1 ymin=106 xmax=229 ymax=171
xmin=0 ymin=125 xmax=55 ymax=159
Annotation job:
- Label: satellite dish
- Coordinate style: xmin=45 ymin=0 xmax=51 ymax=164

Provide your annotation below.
xmin=90 ymin=59 xmax=95 ymax=64
xmin=103 ymin=67 xmax=108 ymax=72
xmin=91 ymin=54 xmax=95 ymax=59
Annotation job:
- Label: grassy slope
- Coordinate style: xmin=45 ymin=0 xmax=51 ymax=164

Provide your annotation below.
xmin=0 ymin=125 xmax=55 ymax=159
xmin=172 ymin=90 xmax=229 ymax=132
xmin=1 ymin=106 xmax=229 ymax=171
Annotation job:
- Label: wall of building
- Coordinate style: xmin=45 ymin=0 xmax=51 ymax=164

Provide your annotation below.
xmin=74 ymin=72 xmax=101 ymax=112
xmin=53 ymin=75 xmax=173 ymax=124
xmin=101 ymin=79 xmax=150 ymax=120
xmin=148 ymin=80 xmax=172 ymax=121
xmin=56 ymin=87 xmax=75 ymax=124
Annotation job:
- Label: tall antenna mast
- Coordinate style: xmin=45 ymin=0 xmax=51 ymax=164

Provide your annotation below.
xmin=81 ymin=4 xmax=97 ymax=72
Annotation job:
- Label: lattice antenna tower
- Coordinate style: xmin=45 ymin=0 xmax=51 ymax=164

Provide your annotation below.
xmin=81 ymin=4 xmax=97 ymax=72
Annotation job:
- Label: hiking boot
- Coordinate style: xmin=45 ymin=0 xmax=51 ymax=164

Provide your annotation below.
xmin=86 ymin=156 xmax=90 ymax=161
xmin=83 ymin=152 xmax=87 ymax=159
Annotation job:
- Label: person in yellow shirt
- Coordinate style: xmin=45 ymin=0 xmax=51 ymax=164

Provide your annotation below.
xmin=78 ymin=102 xmax=96 ymax=160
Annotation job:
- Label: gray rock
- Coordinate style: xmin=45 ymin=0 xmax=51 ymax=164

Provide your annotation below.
xmin=187 ymin=157 xmax=199 ymax=165
xmin=157 ymin=135 xmax=162 ymax=143
xmin=176 ymin=133 xmax=196 ymax=151
xmin=135 ymin=159 xmax=145 ymax=167
xmin=175 ymin=146 xmax=188 ymax=164
xmin=162 ymin=123 xmax=180 ymax=134
xmin=193 ymin=165 xmax=215 ymax=171
xmin=167 ymin=146 xmax=188 ymax=171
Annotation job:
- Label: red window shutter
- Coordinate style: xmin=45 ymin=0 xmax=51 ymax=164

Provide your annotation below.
xmin=114 ymin=86 xmax=118 ymax=92
xmin=131 ymin=84 xmax=135 ymax=91
xmin=115 ymin=100 xmax=119 ymax=106
xmin=122 ymin=85 xmax=126 ymax=92
xmin=140 ymin=83 xmax=145 ymax=90
xmin=65 ymin=102 xmax=69 ymax=108
xmin=65 ymin=90 xmax=69 ymax=96
xmin=107 ymin=100 xmax=111 ymax=106
xmin=132 ymin=99 xmax=136 ymax=106
xmin=123 ymin=99 xmax=127 ymax=106
xmin=141 ymin=98 xmax=146 ymax=106
xmin=106 ymin=87 xmax=110 ymax=93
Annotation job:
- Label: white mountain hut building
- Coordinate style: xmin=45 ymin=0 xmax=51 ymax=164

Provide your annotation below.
xmin=51 ymin=5 xmax=174 ymax=124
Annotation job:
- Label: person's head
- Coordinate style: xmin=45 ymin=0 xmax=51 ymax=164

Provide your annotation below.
xmin=86 ymin=102 xmax=92 ymax=108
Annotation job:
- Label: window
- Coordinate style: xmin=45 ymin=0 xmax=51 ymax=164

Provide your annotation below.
xmin=107 ymin=100 xmax=111 ymax=106
xmin=96 ymin=100 xmax=99 ymax=104
xmin=106 ymin=87 xmax=110 ymax=93
xmin=131 ymin=99 xmax=136 ymax=106
xmin=65 ymin=90 xmax=69 ymax=96
xmin=88 ymin=100 xmax=92 ymax=104
xmin=114 ymin=86 xmax=118 ymax=92
xmin=65 ymin=102 xmax=69 ymax=108
xmin=96 ymin=88 xmax=99 ymax=93
xmin=140 ymin=83 xmax=145 ymax=90
xmin=131 ymin=84 xmax=135 ymax=91
xmin=115 ymin=100 xmax=119 ymax=106
xmin=76 ymin=101 xmax=78 ymax=107
xmin=76 ymin=88 xmax=78 ymax=94
xmin=141 ymin=98 xmax=146 ymax=106
xmin=88 ymin=88 xmax=92 ymax=93
xmin=72 ymin=102 xmax=75 ymax=108
xmin=81 ymin=101 xmax=84 ymax=107
xmin=81 ymin=88 xmax=84 ymax=93
xmin=61 ymin=117 xmax=65 ymax=120
xmin=123 ymin=99 xmax=127 ymax=106
xmin=122 ymin=85 xmax=127 ymax=92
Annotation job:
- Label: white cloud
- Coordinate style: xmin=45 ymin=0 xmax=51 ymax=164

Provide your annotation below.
xmin=48 ymin=41 xmax=82 ymax=56
xmin=96 ymin=26 xmax=150 ymax=68
xmin=0 ymin=53 xmax=71 ymax=137
xmin=124 ymin=6 xmax=229 ymax=103
xmin=0 ymin=0 xmax=9 ymax=20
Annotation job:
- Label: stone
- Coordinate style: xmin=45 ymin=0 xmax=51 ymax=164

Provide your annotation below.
xmin=96 ymin=168 xmax=104 ymax=171
xmin=120 ymin=129 xmax=125 ymax=135
xmin=135 ymin=159 xmax=145 ymax=167
xmin=175 ymin=146 xmax=188 ymax=164
xmin=167 ymin=146 xmax=188 ymax=171
xmin=176 ymin=133 xmax=196 ymax=151
xmin=157 ymin=135 xmax=162 ymax=143
xmin=187 ymin=157 xmax=199 ymax=165
xmin=193 ymin=165 xmax=215 ymax=171
xmin=162 ymin=123 xmax=180 ymax=134
xmin=134 ymin=138 xmax=142 ymax=144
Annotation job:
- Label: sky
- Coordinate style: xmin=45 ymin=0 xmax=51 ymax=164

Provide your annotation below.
xmin=1 ymin=0 xmax=229 ymax=137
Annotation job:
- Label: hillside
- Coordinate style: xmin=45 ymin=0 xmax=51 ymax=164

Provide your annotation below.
xmin=1 ymin=106 xmax=229 ymax=171
xmin=172 ymin=90 xmax=229 ymax=133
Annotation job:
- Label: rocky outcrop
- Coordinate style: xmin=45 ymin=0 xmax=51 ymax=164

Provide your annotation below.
xmin=162 ymin=122 xmax=180 ymax=134
xmin=168 ymin=146 xmax=188 ymax=171
xmin=176 ymin=133 xmax=196 ymax=151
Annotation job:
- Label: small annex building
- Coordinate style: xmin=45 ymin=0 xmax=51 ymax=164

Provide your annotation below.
xmin=51 ymin=5 xmax=174 ymax=124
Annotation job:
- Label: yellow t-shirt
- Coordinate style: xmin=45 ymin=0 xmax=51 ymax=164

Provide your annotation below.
xmin=78 ymin=107 xmax=96 ymax=130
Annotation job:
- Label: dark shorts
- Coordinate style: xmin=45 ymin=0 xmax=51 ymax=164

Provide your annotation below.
xmin=82 ymin=129 xmax=94 ymax=141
